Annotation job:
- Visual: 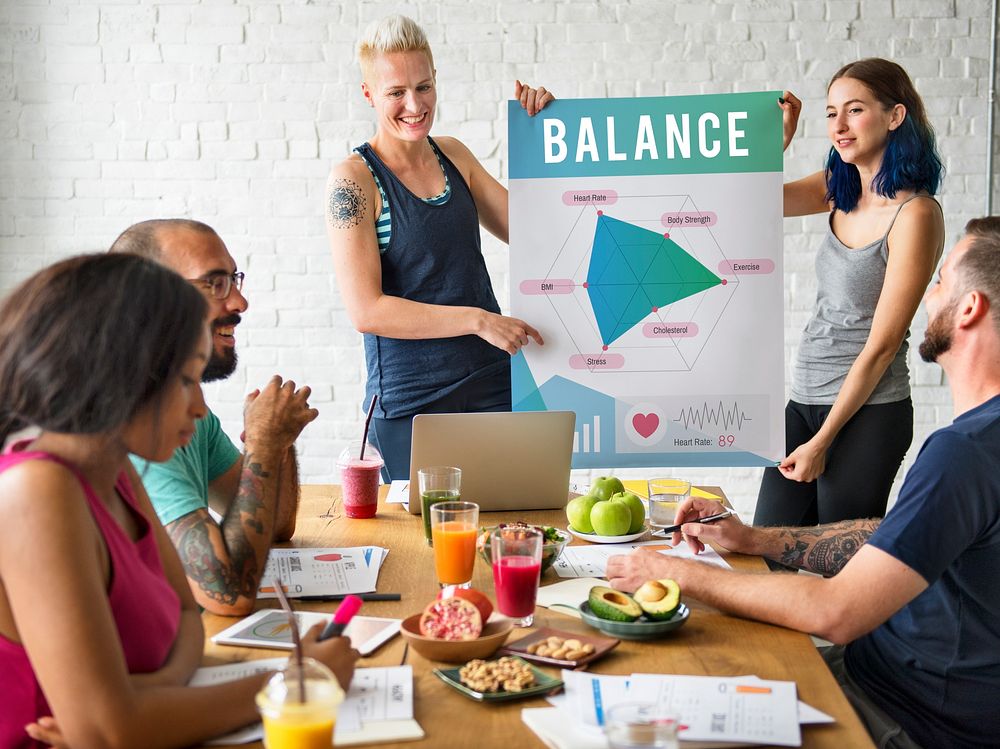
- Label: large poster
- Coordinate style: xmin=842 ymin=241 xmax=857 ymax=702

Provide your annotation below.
xmin=508 ymin=92 xmax=784 ymax=468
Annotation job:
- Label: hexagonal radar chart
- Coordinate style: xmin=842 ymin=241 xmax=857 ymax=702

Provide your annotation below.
xmin=507 ymin=91 xmax=785 ymax=468
xmin=587 ymin=213 xmax=722 ymax=346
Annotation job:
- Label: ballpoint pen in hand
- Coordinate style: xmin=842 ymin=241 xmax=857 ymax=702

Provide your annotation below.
xmin=318 ymin=594 xmax=363 ymax=641
xmin=655 ymin=509 xmax=735 ymax=535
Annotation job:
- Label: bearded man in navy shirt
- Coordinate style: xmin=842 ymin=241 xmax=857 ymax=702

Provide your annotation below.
xmin=608 ymin=217 xmax=1000 ymax=749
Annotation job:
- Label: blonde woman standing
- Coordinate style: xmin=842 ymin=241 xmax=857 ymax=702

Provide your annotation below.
xmin=326 ymin=16 xmax=552 ymax=479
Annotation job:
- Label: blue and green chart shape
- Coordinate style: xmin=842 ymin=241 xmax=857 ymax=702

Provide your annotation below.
xmin=587 ymin=214 xmax=721 ymax=345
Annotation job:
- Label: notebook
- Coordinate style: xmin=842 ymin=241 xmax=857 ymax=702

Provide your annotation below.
xmin=407 ymin=411 xmax=576 ymax=513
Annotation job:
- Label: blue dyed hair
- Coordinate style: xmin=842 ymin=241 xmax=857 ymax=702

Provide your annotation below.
xmin=824 ymin=58 xmax=943 ymax=213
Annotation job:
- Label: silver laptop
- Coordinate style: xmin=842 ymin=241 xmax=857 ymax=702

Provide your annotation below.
xmin=407 ymin=411 xmax=576 ymax=513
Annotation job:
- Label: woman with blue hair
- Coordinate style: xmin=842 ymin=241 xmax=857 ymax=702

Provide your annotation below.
xmin=755 ymin=58 xmax=945 ymax=528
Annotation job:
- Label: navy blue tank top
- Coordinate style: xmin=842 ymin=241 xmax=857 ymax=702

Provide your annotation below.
xmin=355 ymin=138 xmax=509 ymax=419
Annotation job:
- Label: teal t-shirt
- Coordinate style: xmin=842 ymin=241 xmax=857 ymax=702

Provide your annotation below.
xmin=130 ymin=409 xmax=242 ymax=526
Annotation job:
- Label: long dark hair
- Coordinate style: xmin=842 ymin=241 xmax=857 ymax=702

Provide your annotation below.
xmin=0 ymin=253 xmax=207 ymax=446
xmin=824 ymin=58 xmax=943 ymax=213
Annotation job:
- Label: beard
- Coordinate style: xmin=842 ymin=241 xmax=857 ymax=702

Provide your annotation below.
xmin=918 ymin=302 xmax=955 ymax=363
xmin=202 ymin=347 xmax=237 ymax=382
xmin=201 ymin=314 xmax=240 ymax=382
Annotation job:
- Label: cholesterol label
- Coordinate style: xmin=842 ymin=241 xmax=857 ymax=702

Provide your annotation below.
xmin=642 ymin=322 xmax=699 ymax=338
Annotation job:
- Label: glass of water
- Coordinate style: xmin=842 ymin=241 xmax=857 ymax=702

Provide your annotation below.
xmin=647 ymin=479 xmax=691 ymax=528
xmin=604 ymin=702 xmax=679 ymax=749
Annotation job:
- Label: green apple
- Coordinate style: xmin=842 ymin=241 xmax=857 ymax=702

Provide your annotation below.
xmin=566 ymin=495 xmax=600 ymax=533
xmin=590 ymin=499 xmax=632 ymax=536
xmin=610 ymin=491 xmax=646 ymax=534
xmin=588 ymin=476 xmax=626 ymax=501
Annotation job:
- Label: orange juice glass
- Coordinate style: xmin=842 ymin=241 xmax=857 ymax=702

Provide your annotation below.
xmin=255 ymin=658 xmax=344 ymax=749
xmin=430 ymin=501 xmax=479 ymax=587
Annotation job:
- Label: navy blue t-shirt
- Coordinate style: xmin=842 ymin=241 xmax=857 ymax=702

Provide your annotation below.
xmin=846 ymin=394 xmax=1000 ymax=749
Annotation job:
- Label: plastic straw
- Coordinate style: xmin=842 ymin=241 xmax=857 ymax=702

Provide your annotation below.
xmin=272 ymin=577 xmax=306 ymax=703
xmin=359 ymin=394 xmax=378 ymax=460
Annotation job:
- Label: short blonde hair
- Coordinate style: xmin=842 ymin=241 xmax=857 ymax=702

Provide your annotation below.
xmin=358 ymin=15 xmax=435 ymax=84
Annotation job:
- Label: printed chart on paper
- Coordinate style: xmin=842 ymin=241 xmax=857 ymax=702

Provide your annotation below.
xmin=508 ymin=92 xmax=784 ymax=468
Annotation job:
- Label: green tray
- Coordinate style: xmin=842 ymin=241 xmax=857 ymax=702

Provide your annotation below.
xmin=433 ymin=656 xmax=564 ymax=703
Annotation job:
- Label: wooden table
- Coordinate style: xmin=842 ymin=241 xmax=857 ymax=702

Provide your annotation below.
xmin=201 ymin=486 xmax=873 ymax=748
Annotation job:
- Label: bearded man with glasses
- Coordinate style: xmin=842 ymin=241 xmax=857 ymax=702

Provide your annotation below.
xmin=110 ymin=219 xmax=318 ymax=616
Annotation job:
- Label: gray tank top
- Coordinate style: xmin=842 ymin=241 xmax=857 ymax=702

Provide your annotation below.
xmin=790 ymin=196 xmax=938 ymax=405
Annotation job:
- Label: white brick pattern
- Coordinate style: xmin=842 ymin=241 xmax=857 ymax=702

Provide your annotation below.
xmin=2 ymin=0 xmax=998 ymax=521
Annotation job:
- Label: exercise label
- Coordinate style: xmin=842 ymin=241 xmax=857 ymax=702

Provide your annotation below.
xmin=718 ymin=258 xmax=775 ymax=275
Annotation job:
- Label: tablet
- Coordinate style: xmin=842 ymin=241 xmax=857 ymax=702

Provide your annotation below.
xmin=212 ymin=609 xmax=400 ymax=656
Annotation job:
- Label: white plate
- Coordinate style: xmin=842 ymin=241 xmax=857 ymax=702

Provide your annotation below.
xmin=566 ymin=525 xmax=649 ymax=544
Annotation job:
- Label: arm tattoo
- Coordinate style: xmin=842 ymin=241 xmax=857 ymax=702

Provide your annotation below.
xmin=165 ymin=458 xmax=272 ymax=605
xmin=774 ymin=519 xmax=879 ymax=577
xmin=167 ymin=513 xmax=257 ymax=606
xmin=327 ymin=178 xmax=367 ymax=229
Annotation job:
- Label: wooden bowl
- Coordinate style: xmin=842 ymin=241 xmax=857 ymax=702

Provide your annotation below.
xmin=400 ymin=614 xmax=514 ymax=664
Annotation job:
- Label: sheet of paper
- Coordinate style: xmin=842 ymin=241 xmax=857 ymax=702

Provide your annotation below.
xmin=630 ymin=673 xmax=801 ymax=746
xmin=257 ymin=547 xmax=387 ymax=598
xmin=387 ymin=480 xmax=409 ymax=505
xmin=553 ymin=539 xmax=730 ymax=578
xmin=735 ymin=674 xmax=834 ymax=725
xmin=190 ymin=662 xmax=421 ymax=747
xmin=336 ymin=666 xmax=414 ymax=732
xmin=536 ymin=577 xmax=607 ymax=617
xmin=189 ymin=659 xmax=286 ymax=745
xmin=523 ymin=707 xmax=608 ymax=749
xmin=561 ymin=670 xmax=632 ymax=728
xmin=335 ymin=666 xmax=424 ymax=746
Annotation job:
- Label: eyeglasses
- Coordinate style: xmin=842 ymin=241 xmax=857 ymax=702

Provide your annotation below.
xmin=190 ymin=271 xmax=244 ymax=300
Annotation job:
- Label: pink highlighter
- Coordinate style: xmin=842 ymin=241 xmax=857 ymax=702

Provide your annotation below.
xmin=318 ymin=594 xmax=362 ymax=641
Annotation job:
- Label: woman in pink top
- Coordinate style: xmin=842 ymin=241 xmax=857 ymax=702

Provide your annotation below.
xmin=0 ymin=254 xmax=357 ymax=749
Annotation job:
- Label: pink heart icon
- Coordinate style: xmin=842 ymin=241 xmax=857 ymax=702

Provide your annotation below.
xmin=632 ymin=412 xmax=659 ymax=438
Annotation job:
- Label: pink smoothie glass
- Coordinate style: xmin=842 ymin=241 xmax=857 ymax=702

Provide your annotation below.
xmin=337 ymin=442 xmax=383 ymax=519
xmin=491 ymin=526 xmax=543 ymax=627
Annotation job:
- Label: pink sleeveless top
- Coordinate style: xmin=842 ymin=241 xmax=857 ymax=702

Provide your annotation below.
xmin=0 ymin=450 xmax=181 ymax=749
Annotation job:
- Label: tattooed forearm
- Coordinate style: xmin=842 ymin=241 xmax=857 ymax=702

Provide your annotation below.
xmin=327 ymin=178 xmax=367 ymax=229
xmin=165 ymin=457 xmax=275 ymax=607
xmin=167 ymin=511 xmax=258 ymax=606
xmin=772 ymin=519 xmax=879 ymax=576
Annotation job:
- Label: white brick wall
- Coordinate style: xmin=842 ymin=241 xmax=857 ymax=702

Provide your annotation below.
xmin=2 ymin=0 xmax=998 ymax=521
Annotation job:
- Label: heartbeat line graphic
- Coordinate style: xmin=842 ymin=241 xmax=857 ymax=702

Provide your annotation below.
xmin=673 ymin=401 xmax=753 ymax=432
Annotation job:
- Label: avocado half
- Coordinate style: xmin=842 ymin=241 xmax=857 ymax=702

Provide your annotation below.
xmin=588 ymin=586 xmax=642 ymax=622
xmin=633 ymin=579 xmax=681 ymax=621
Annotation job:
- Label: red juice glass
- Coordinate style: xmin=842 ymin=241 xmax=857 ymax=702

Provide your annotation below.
xmin=490 ymin=526 xmax=543 ymax=627
xmin=338 ymin=442 xmax=383 ymax=519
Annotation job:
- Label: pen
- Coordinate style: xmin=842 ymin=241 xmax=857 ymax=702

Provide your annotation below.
xmin=656 ymin=509 xmax=735 ymax=535
xmin=299 ymin=593 xmax=402 ymax=602
xmin=318 ymin=594 xmax=363 ymax=641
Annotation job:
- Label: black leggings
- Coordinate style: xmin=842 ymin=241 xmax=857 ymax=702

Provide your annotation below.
xmin=753 ymin=398 xmax=913 ymax=527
